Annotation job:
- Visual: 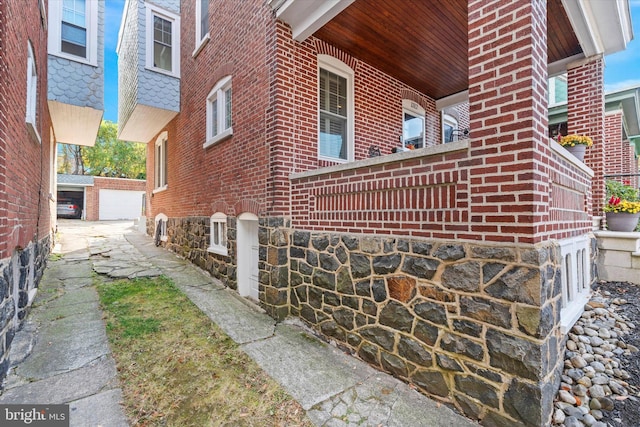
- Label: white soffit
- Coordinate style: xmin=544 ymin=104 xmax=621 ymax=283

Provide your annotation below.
xmin=48 ymin=100 xmax=102 ymax=146
xmin=270 ymin=0 xmax=355 ymax=42
xmin=561 ymin=0 xmax=633 ymax=57
xmin=118 ymin=104 xmax=178 ymax=143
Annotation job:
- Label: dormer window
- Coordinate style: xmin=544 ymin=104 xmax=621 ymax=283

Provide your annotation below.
xmin=48 ymin=0 xmax=98 ymax=65
xmin=145 ymin=3 xmax=180 ymax=77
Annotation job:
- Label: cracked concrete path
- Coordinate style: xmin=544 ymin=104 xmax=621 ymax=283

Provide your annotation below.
xmin=0 ymin=221 xmax=132 ymax=427
xmin=3 ymin=220 xmax=479 ymax=426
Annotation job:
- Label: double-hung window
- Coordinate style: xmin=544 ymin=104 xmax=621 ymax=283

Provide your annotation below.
xmin=318 ymin=55 xmax=353 ymax=162
xmin=26 ymin=42 xmax=40 ymax=142
xmin=204 ymin=76 xmax=233 ymax=148
xmin=208 ymin=213 xmax=228 ymax=255
xmin=402 ymin=100 xmax=425 ymax=149
xmin=154 ymin=132 xmax=168 ymax=191
xmin=145 ymin=4 xmax=180 ymax=77
xmin=194 ymin=0 xmax=210 ymax=56
xmin=48 ymin=0 xmax=98 ymax=65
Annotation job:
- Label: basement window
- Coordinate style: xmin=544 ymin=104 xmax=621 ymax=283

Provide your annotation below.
xmin=208 ymin=212 xmax=228 ymax=255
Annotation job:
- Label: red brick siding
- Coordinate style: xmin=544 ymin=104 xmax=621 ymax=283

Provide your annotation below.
xmin=604 ymin=111 xmax=639 ymax=188
xmin=567 ymin=57 xmax=605 ymax=214
xmin=468 ymin=0 xmax=551 ymax=244
xmin=148 ymin=2 xmax=441 ymax=222
xmin=85 ymin=177 xmax=146 ymax=221
xmin=0 ymin=0 xmax=52 ymax=258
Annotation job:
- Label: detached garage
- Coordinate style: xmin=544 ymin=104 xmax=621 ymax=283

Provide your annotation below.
xmin=57 ymin=175 xmax=146 ymax=221
xmin=98 ymin=189 xmax=145 ymax=220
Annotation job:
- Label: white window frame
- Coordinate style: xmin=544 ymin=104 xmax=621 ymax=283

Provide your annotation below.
xmin=193 ymin=0 xmax=210 ymax=57
xmin=402 ymin=99 xmax=425 ymax=149
xmin=204 ymin=76 xmax=233 ymax=148
xmin=145 ymin=3 xmax=180 ymax=77
xmin=208 ymin=212 xmax=228 ymax=255
xmin=26 ymin=41 xmax=40 ymax=143
xmin=47 ymin=0 xmax=98 ymax=66
xmin=318 ymin=54 xmax=354 ymax=163
xmin=154 ymin=131 xmax=168 ymax=192
xmin=442 ymin=113 xmax=459 ymax=143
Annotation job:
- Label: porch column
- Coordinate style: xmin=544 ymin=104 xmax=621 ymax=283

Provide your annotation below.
xmin=467 ymin=1 xmax=557 ymax=426
xmin=468 ymin=0 xmax=550 ymax=245
xmin=567 ymin=57 xmax=605 ymax=215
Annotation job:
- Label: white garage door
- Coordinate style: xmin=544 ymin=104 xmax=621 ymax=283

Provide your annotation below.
xmin=99 ymin=189 xmax=145 ymax=220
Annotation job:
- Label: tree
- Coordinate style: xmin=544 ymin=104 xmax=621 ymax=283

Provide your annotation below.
xmin=57 ymin=121 xmax=146 ymax=179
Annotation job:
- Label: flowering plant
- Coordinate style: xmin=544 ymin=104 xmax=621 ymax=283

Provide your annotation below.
xmin=604 ymin=196 xmax=640 ymax=214
xmin=557 ymin=134 xmax=593 ymax=147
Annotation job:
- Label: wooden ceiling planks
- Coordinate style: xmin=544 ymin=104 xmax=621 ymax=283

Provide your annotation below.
xmin=313 ymin=0 xmax=582 ymax=100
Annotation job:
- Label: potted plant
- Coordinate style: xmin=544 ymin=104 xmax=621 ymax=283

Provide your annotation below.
xmin=604 ymin=196 xmax=640 ymax=232
xmin=557 ymin=134 xmax=593 ymax=162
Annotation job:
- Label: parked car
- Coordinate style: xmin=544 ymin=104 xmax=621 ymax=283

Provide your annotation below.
xmin=56 ymin=199 xmax=81 ymax=219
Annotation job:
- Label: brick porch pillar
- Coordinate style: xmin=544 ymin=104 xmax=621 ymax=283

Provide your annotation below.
xmin=567 ymin=57 xmax=605 ymax=215
xmin=467 ymin=1 xmax=558 ymax=426
xmin=468 ymin=0 xmax=550 ymax=245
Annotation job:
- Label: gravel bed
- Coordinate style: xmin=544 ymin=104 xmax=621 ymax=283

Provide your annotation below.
xmin=552 ymin=281 xmax=640 ymax=427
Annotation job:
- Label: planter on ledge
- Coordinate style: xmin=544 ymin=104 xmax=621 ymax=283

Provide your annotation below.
xmin=605 ymin=212 xmax=640 ymax=232
xmin=564 ymin=144 xmax=586 ymax=162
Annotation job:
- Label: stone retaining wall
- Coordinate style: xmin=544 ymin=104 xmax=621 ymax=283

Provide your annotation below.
xmin=0 ymin=236 xmax=50 ymax=383
xmin=261 ymin=223 xmax=566 ymax=426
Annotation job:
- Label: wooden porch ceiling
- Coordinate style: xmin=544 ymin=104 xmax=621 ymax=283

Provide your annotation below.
xmin=313 ymin=0 xmax=582 ymax=100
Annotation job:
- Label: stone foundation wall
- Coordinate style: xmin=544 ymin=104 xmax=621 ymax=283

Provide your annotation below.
xmin=148 ymin=216 xmax=238 ymax=289
xmin=0 ymin=236 xmax=50 ymax=383
xmin=261 ymin=224 xmax=566 ymax=426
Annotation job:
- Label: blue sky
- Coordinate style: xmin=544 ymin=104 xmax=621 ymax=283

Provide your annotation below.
xmin=102 ymin=0 xmax=640 ymax=123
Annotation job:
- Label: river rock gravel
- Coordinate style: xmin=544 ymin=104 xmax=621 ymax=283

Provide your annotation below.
xmin=552 ymin=281 xmax=640 ymax=427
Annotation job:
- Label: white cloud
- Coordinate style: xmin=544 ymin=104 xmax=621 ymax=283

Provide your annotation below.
xmin=605 ymin=79 xmax=640 ymax=93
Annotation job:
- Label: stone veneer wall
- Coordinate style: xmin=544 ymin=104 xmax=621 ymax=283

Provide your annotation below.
xmin=0 ymin=236 xmax=50 ymax=382
xmin=148 ymin=216 xmax=237 ymax=290
xmin=261 ymin=223 xmax=566 ymax=426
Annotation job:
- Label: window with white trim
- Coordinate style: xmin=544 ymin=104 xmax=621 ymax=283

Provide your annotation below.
xmin=145 ymin=4 xmax=180 ymax=77
xmin=48 ymin=0 xmax=98 ymax=65
xmin=26 ymin=41 xmax=39 ymax=142
xmin=402 ymin=100 xmax=425 ymax=149
xmin=442 ymin=113 xmax=458 ymax=143
xmin=318 ymin=55 xmax=354 ymax=162
xmin=204 ymin=76 xmax=233 ymax=148
xmin=154 ymin=132 xmax=168 ymax=190
xmin=208 ymin=213 xmax=228 ymax=255
xmin=194 ymin=0 xmax=210 ymax=55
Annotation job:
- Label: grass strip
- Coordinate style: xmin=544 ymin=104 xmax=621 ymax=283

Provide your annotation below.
xmin=97 ymin=276 xmax=312 ymax=427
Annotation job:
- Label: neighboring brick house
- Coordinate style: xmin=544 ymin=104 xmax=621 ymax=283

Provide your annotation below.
xmin=550 ymin=83 xmax=640 ymax=193
xmin=117 ymin=1 xmax=632 ymax=425
xmin=0 ymin=0 xmax=104 ymax=382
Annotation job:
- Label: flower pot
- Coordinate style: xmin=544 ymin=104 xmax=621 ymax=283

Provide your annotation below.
xmin=605 ymin=212 xmax=640 ymax=232
xmin=564 ymin=144 xmax=586 ymax=162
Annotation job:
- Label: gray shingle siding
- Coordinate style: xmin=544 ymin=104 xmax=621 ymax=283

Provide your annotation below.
xmin=47 ymin=0 xmax=104 ymax=110
xmin=118 ymin=0 xmax=180 ymax=130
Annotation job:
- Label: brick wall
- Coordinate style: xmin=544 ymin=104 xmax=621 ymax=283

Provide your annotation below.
xmin=85 ymin=177 xmax=146 ymax=221
xmin=567 ymin=57 xmax=605 ymax=214
xmin=604 ymin=110 xmax=639 ymax=189
xmin=0 ymin=0 xmax=52 ymax=382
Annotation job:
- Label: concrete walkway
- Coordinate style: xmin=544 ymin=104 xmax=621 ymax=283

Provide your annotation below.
xmin=1 ymin=221 xmax=479 ymax=427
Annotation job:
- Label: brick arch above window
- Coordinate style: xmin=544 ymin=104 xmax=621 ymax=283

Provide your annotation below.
xmin=400 ymin=89 xmax=429 ymax=112
xmin=211 ymin=200 xmax=234 ymax=216
xmin=312 ymin=39 xmax=357 ymax=71
xmin=211 ymin=63 xmax=234 ymax=86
